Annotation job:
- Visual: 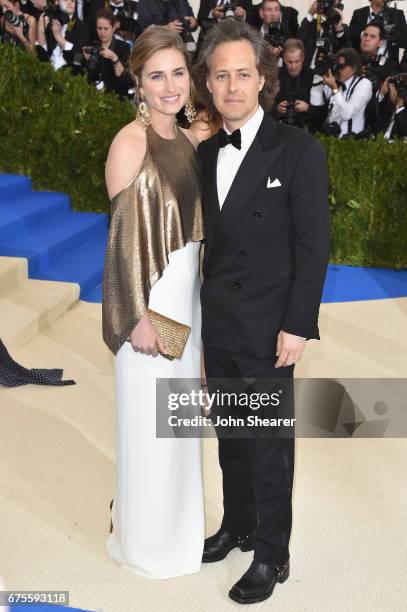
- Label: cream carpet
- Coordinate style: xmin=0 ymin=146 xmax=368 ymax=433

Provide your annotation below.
xmin=0 ymin=298 xmax=406 ymax=612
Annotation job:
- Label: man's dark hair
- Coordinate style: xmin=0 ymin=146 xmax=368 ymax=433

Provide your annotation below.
xmin=195 ymin=19 xmax=279 ymax=114
xmin=365 ymin=20 xmax=386 ymax=41
xmin=337 ymin=47 xmax=363 ymax=74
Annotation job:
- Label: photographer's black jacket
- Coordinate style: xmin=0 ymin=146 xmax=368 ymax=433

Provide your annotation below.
xmin=349 ymin=6 xmax=407 ymax=63
xmin=138 ymin=0 xmax=196 ymax=31
xmin=298 ymin=16 xmax=351 ymax=68
xmin=272 ymin=65 xmax=314 ymax=128
xmin=86 ymin=37 xmax=131 ymax=97
xmin=198 ymin=114 xmax=330 ymax=357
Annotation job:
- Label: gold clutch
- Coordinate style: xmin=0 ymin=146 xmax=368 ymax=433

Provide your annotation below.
xmin=147 ymin=309 xmax=191 ymax=360
xmin=126 ymin=310 xmax=191 ymax=359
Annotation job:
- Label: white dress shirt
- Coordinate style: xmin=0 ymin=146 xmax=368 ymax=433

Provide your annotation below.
xmin=323 ymin=75 xmax=373 ymax=137
xmin=216 ymin=105 xmax=264 ymax=208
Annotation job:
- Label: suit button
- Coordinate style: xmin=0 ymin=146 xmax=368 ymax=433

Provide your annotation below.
xmin=239 ymin=249 xmax=247 ymax=256
xmin=253 ymin=210 xmax=261 ymax=218
xmin=234 ymin=281 xmax=242 ymax=289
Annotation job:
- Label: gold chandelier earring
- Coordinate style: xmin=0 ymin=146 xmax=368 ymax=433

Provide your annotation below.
xmin=136 ymin=84 xmax=150 ymax=126
xmin=184 ymin=95 xmax=197 ymax=124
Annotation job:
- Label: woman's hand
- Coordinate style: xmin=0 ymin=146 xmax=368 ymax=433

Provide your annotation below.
xmin=100 ymin=48 xmax=118 ymax=62
xmin=129 ymin=314 xmax=166 ymax=357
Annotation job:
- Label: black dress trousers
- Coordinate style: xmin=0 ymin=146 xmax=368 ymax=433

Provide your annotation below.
xmin=204 ymin=345 xmax=295 ymax=565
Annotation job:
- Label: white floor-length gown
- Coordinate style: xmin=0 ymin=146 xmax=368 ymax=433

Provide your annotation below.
xmin=106 ymin=242 xmax=205 ymax=579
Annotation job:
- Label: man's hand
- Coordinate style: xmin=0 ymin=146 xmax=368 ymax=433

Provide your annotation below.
xmin=295 ymin=100 xmax=310 ymax=112
xmin=271 ymin=45 xmax=282 ymax=57
xmin=168 ymin=19 xmax=184 ymax=33
xmin=323 ymin=68 xmax=338 ymax=90
xmin=275 ymin=331 xmax=306 ymax=367
xmin=380 ymin=76 xmax=390 ymax=97
xmin=184 ymin=15 xmax=197 ymax=29
xmin=100 ymin=48 xmax=118 ymax=62
xmin=129 ymin=313 xmax=166 ymax=357
xmin=51 ymin=18 xmax=62 ymax=36
xmin=234 ymin=6 xmax=246 ymax=19
xmin=212 ymin=6 xmax=225 ymax=19
xmin=277 ymin=100 xmax=288 ymax=114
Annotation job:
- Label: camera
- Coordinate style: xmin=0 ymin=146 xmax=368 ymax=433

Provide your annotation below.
xmin=314 ymin=42 xmax=337 ymax=77
xmin=220 ymin=0 xmax=237 ymax=19
xmin=388 ymin=72 xmax=407 ymax=101
xmin=181 ymin=18 xmax=196 ymax=53
xmin=265 ymin=21 xmax=287 ymax=48
xmin=83 ymin=42 xmax=101 ymax=72
xmin=4 ymin=10 xmax=24 ymax=28
xmin=44 ymin=2 xmax=70 ymax=27
xmin=114 ymin=0 xmax=139 ymax=36
xmin=361 ymin=53 xmax=385 ymax=90
xmin=317 ymin=0 xmax=343 ymax=22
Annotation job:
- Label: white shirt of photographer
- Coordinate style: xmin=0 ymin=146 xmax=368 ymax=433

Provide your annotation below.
xmin=323 ymin=75 xmax=373 ymax=138
xmin=50 ymin=23 xmax=73 ymax=71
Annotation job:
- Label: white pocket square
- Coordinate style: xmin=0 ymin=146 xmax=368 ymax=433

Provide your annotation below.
xmin=267 ymin=177 xmax=281 ymax=189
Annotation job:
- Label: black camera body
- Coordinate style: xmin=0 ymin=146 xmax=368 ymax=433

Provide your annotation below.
xmin=113 ymin=0 xmax=139 ymax=35
xmin=388 ymin=72 xmax=407 ymax=101
xmin=44 ymin=3 xmax=70 ymax=27
xmin=221 ymin=0 xmax=237 ymax=18
xmin=83 ymin=42 xmax=101 ymax=71
xmin=265 ymin=21 xmax=287 ymax=48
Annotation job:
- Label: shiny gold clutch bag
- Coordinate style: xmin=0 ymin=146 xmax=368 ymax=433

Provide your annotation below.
xmin=147 ymin=309 xmax=191 ymax=360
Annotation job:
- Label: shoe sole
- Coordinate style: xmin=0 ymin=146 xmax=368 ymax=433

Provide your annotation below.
xmin=228 ymin=566 xmax=290 ymax=604
xmin=202 ymin=539 xmax=255 ymax=563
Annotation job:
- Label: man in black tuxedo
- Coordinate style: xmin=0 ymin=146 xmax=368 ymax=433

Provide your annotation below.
xmin=197 ymin=18 xmax=330 ymax=605
xmin=349 ymin=0 xmax=407 ymax=63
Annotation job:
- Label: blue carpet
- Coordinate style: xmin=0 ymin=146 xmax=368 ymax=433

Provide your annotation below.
xmin=1 ymin=174 xmax=406 ymax=304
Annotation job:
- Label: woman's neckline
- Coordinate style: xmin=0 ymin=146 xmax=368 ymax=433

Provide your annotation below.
xmin=148 ymin=122 xmax=180 ymax=142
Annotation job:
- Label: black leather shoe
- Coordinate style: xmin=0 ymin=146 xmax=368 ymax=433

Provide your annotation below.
xmin=228 ymin=559 xmax=290 ymax=604
xmin=202 ymin=527 xmax=255 ymax=563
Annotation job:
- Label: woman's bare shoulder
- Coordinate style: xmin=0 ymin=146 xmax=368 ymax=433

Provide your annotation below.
xmin=105 ymin=121 xmax=147 ymax=201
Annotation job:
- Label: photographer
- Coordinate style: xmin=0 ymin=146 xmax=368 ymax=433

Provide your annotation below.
xmin=106 ymin=0 xmax=140 ymax=43
xmin=137 ymin=0 xmax=197 ymax=54
xmin=197 ymin=1 xmax=257 ymax=33
xmin=83 ymin=8 xmax=132 ymax=98
xmin=0 ymin=0 xmax=36 ymax=50
xmin=350 ymin=0 xmax=407 ymax=64
xmin=36 ymin=0 xmax=90 ymax=71
xmin=272 ymin=38 xmax=314 ymax=128
xmin=257 ymin=0 xmax=298 ymax=38
xmin=361 ymin=21 xmax=399 ymax=133
xmin=383 ymin=73 xmax=407 ymax=138
xmin=318 ymin=47 xmax=373 ymax=138
xmin=299 ymin=0 xmax=351 ymax=70
xmin=257 ymin=0 xmax=297 ymax=65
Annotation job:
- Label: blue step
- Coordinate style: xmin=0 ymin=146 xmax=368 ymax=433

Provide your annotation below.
xmin=31 ymin=228 xmax=108 ymax=298
xmin=0 ymin=173 xmax=32 ymax=199
xmin=0 ymin=209 xmax=108 ymax=276
xmin=0 ymin=192 xmax=71 ymax=238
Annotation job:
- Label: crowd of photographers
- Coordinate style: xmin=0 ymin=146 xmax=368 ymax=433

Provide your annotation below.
xmin=1 ymin=0 xmax=406 ymax=138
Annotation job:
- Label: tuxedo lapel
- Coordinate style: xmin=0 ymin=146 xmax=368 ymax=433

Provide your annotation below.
xmin=202 ymin=136 xmax=220 ymax=247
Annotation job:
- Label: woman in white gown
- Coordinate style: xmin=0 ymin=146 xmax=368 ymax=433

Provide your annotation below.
xmin=102 ymin=26 xmax=205 ymax=579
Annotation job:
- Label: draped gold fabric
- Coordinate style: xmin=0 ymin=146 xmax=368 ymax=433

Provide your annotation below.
xmin=102 ymin=124 xmax=204 ymax=355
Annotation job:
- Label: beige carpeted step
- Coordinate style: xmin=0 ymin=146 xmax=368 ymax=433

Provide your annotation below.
xmin=0 ymin=256 xmax=80 ymax=353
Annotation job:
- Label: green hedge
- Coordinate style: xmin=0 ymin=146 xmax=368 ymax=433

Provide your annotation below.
xmin=1 ymin=44 xmax=406 ymax=268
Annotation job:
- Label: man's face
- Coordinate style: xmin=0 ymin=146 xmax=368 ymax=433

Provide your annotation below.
xmin=206 ymin=40 xmax=265 ymax=129
xmin=284 ymin=49 xmax=304 ymax=78
xmin=361 ymin=26 xmax=382 ymax=54
xmin=260 ymin=1 xmax=281 ymax=26
xmin=335 ymin=57 xmax=355 ymax=81
xmin=369 ymin=0 xmax=384 ymax=8
xmin=31 ymin=0 xmax=47 ymax=10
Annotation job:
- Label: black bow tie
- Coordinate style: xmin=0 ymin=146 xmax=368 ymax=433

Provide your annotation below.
xmin=218 ymin=128 xmax=242 ymax=150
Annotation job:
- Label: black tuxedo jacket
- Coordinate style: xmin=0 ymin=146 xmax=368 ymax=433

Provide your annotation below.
xmin=198 ymin=114 xmax=330 ymax=358
xmin=349 ymin=6 xmax=407 ymax=62
xmin=197 ymin=0 xmax=257 ymax=29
